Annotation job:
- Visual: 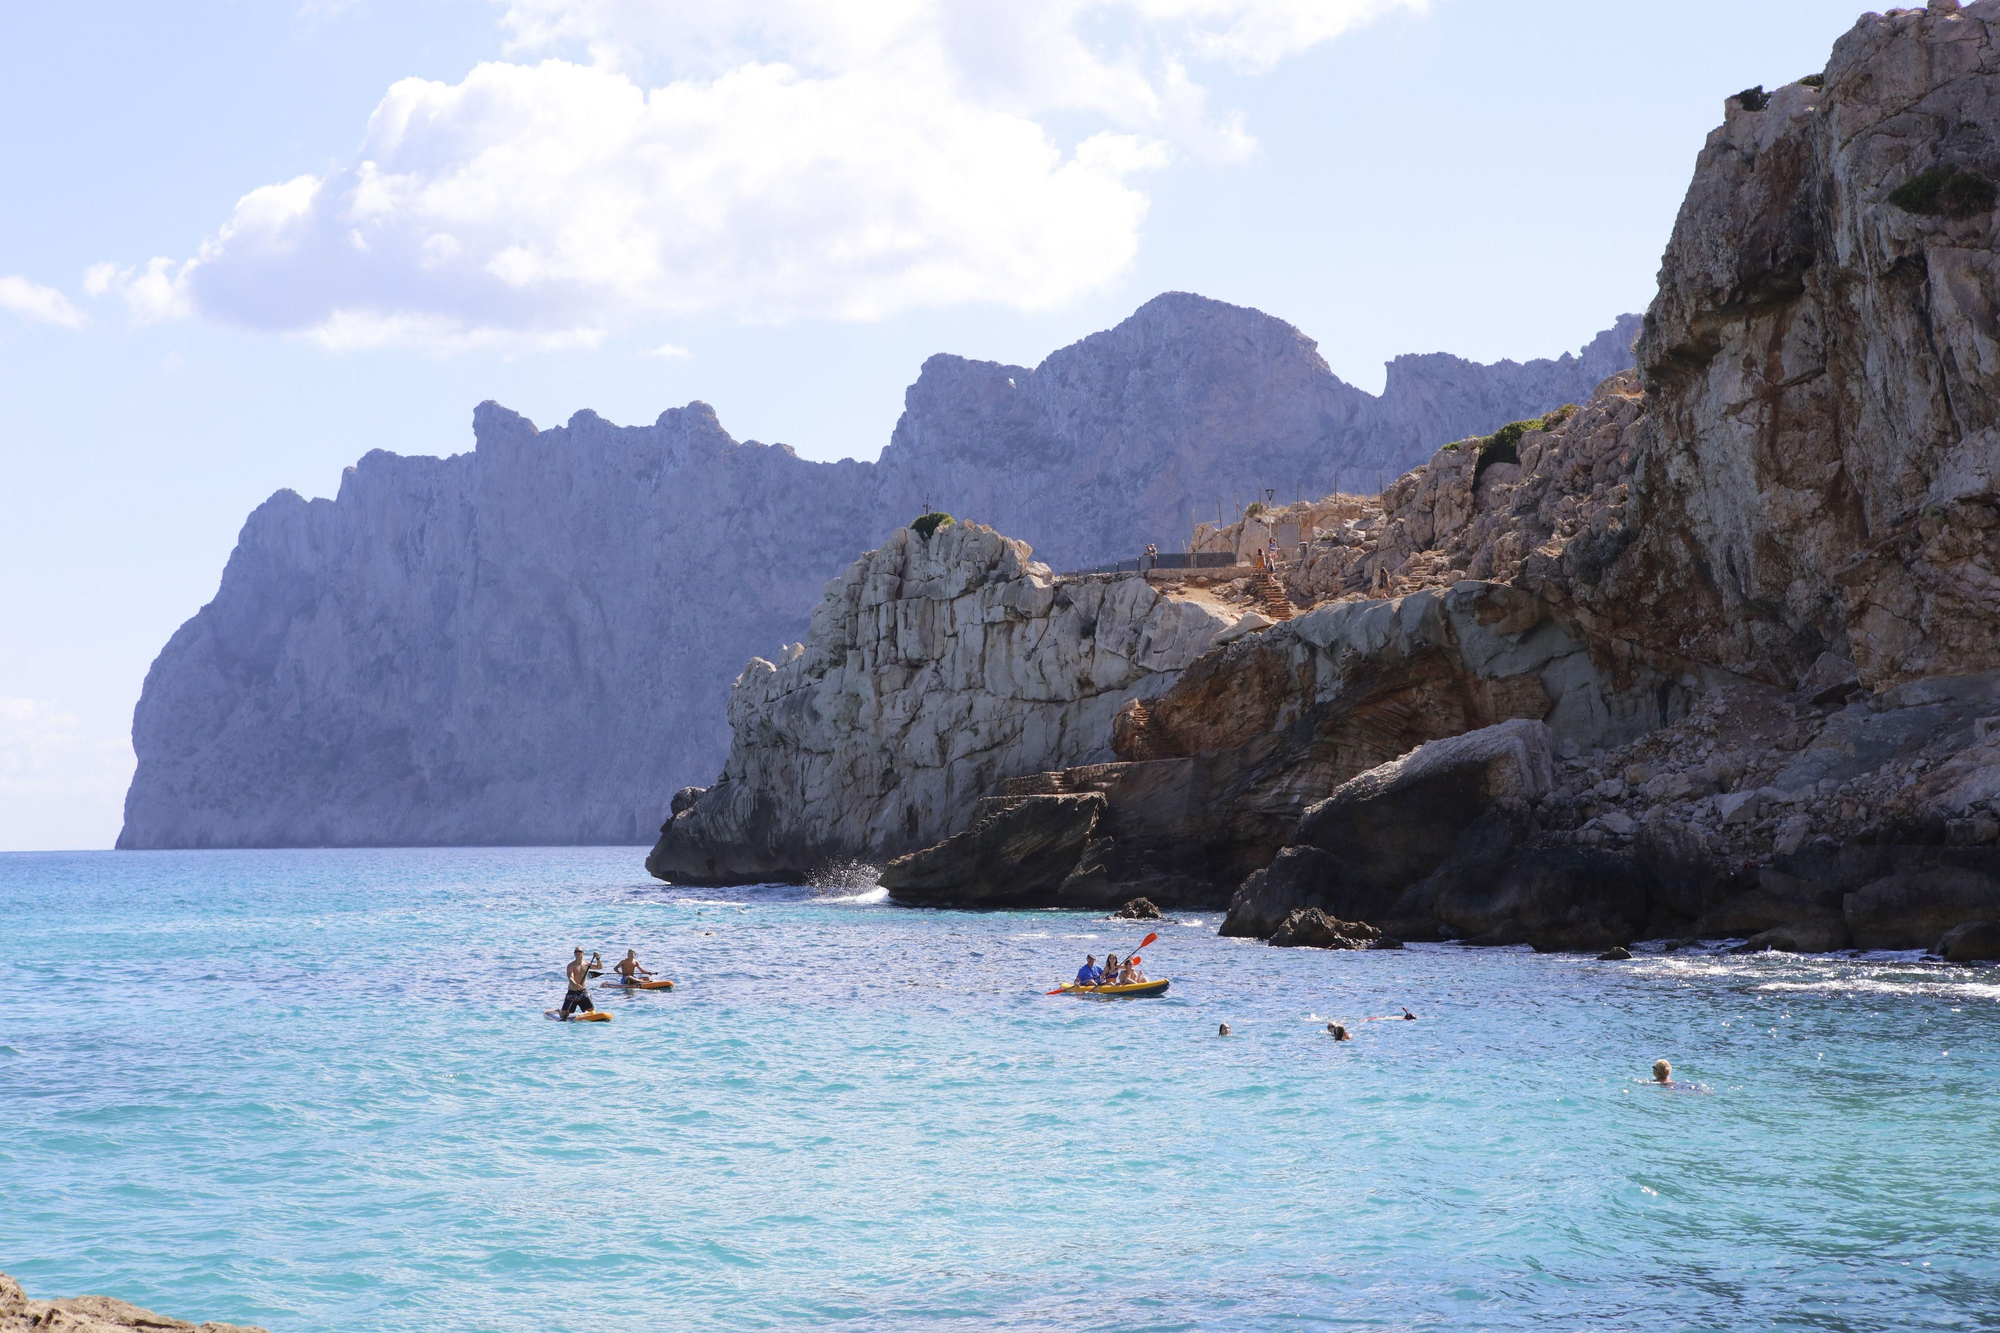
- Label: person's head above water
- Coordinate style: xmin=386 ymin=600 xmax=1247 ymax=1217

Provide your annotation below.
xmin=1402 ymin=1007 xmax=1417 ymax=1019
xmin=1218 ymin=1023 xmax=1231 ymax=1036
xmin=1653 ymin=1059 xmax=1672 ymax=1084
xmin=1328 ymin=1022 xmax=1350 ymax=1040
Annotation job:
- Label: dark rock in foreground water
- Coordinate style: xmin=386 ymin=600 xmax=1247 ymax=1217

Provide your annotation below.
xmin=879 ymin=794 xmax=1105 ymax=908
xmin=1268 ymin=907 xmax=1381 ymax=950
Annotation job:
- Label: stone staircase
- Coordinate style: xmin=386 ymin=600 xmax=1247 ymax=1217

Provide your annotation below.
xmin=1249 ymin=569 xmax=1296 ymax=621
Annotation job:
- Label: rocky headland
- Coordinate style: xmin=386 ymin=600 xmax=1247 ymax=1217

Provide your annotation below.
xmin=122 ymin=294 xmax=1631 ymax=848
xmin=649 ymin=520 xmax=1230 ymax=886
xmin=0 ymin=1272 xmax=264 ymax=1333
xmin=663 ymin=3 xmax=2000 ymax=958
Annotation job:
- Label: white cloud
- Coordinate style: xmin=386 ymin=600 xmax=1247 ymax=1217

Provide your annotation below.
xmin=107 ymin=0 xmax=1420 ymax=350
xmin=0 ymin=697 xmax=133 ymax=851
xmin=83 ymin=257 xmax=193 ymax=324
xmin=641 ymin=341 xmax=691 ymax=359
xmin=0 ymin=274 xmax=88 ymax=329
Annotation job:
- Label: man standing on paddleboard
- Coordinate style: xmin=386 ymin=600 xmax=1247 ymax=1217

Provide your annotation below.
xmin=560 ymin=948 xmax=596 ymax=1019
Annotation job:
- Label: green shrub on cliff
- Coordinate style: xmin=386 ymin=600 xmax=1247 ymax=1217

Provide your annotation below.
xmin=1889 ymin=164 xmax=1998 ymax=218
xmin=1734 ymin=85 xmax=1771 ymax=112
xmin=1799 ymin=74 xmax=1825 ymax=89
xmin=1472 ymin=405 xmax=1574 ymax=482
xmin=910 ymin=511 xmax=955 ymax=539
xmin=1245 ymin=501 xmax=1267 ymax=517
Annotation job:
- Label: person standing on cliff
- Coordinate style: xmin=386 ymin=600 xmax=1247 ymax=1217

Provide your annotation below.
xmin=560 ymin=948 xmax=596 ymax=1018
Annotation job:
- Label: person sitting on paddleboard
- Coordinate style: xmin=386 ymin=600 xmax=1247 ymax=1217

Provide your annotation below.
xmin=1074 ymin=954 xmax=1102 ymax=987
xmin=613 ymin=950 xmax=654 ymax=987
xmin=560 ymin=948 xmax=596 ymax=1018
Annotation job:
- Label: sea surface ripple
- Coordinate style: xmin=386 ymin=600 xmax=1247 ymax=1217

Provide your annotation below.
xmin=3 ymin=848 xmax=1997 ymax=1331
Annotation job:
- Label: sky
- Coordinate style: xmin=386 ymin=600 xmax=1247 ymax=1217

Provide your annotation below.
xmin=0 ymin=0 xmax=1867 ymax=851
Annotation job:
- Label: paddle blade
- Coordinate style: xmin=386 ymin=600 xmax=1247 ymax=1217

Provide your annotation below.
xmin=1136 ymin=932 xmax=1158 ymax=952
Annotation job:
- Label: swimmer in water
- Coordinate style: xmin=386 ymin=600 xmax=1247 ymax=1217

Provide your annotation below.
xmin=1328 ymin=1022 xmax=1351 ymax=1040
xmin=1650 ymin=1058 xmax=1708 ymax=1092
xmin=1401 ymin=1007 xmax=1417 ymax=1020
xmin=1218 ymin=1023 xmax=1231 ymax=1037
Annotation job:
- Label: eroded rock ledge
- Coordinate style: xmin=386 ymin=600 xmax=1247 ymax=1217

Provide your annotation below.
xmin=0 ymin=1272 xmax=265 ymax=1333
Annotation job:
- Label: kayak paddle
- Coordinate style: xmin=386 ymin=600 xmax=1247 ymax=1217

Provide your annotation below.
xmin=1046 ymin=931 xmax=1160 ymax=993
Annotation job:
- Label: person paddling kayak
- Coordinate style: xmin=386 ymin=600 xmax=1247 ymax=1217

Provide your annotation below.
xmin=1073 ymin=954 xmax=1103 ymax=987
xmin=559 ymin=948 xmax=596 ymax=1019
xmin=612 ymin=950 xmax=655 ymax=987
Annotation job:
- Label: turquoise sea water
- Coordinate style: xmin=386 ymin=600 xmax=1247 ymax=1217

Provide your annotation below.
xmin=3 ymin=848 xmax=1998 ymax=1332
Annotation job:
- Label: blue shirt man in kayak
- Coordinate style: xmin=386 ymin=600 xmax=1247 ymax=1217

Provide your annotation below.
xmin=1074 ymin=955 xmax=1102 ymax=986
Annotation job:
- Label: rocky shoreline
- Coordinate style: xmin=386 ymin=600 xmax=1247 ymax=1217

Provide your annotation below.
xmin=0 ymin=1272 xmax=265 ymax=1333
xmin=651 ymin=4 xmax=1999 ymax=959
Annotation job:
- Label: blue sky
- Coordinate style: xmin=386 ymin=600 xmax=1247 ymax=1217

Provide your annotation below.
xmin=0 ymin=0 xmax=1864 ymax=850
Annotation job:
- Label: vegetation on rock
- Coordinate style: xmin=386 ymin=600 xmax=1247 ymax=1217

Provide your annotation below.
xmin=1888 ymin=164 xmax=1998 ymax=219
xmin=1473 ymin=404 xmax=1575 ymax=482
xmin=910 ymin=511 xmax=955 ymax=539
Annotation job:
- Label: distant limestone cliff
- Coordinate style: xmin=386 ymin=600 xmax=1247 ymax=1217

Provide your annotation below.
xmin=119 ymin=294 xmax=1634 ymax=848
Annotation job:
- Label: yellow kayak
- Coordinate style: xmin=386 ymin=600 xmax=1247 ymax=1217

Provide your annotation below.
xmin=1055 ymin=979 xmax=1169 ymax=997
xmin=544 ymin=1009 xmax=612 ymax=1022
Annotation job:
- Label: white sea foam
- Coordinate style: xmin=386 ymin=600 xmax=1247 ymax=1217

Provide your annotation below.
xmin=1756 ymin=978 xmax=2000 ymax=1000
xmin=825 ymin=886 xmax=889 ymax=905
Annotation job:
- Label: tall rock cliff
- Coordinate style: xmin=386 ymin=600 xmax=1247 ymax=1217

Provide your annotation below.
xmin=692 ymin=4 xmax=2000 ymax=946
xmin=122 ymin=294 xmax=1632 ymax=848
xmin=647 ymin=523 xmax=1228 ymax=883
xmin=881 ymin=299 xmax=1639 ymax=571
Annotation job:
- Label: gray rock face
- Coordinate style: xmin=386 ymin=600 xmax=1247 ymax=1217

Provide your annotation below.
xmin=885 ymin=296 xmax=1641 ymax=571
xmin=1221 ymin=719 xmax=1558 ymax=939
xmin=122 ymin=293 xmax=1635 ymax=849
xmin=647 ymin=523 xmax=1228 ymax=883
xmin=878 ymin=794 xmax=1106 ymax=908
xmin=121 ymin=401 xmax=851 ymax=847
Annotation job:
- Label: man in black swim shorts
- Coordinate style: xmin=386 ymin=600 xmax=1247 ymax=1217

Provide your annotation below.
xmin=560 ymin=947 xmax=595 ymax=1018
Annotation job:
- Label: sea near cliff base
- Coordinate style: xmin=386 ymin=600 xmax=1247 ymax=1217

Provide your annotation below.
xmin=3 ymin=848 xmax=1996 ymax=1331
